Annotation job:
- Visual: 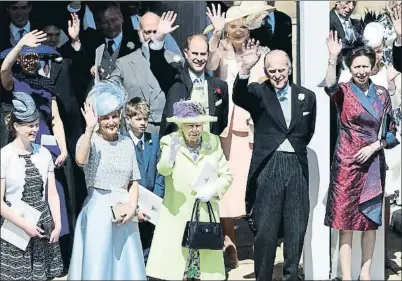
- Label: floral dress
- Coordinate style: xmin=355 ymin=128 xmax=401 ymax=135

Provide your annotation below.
xmin=183 ymin=137 xmax=202 ymax=281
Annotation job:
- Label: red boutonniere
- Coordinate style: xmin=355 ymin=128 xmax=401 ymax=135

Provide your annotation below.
xmin=215 ymin=88 xmax=222 ymax=95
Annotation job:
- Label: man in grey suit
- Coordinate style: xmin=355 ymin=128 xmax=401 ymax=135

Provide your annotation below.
xmin=109 ymin=11 xmax=182 ymax=134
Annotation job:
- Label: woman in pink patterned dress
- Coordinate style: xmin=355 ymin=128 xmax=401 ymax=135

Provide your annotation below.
xmin=324 ymin=31 xmax=399 ymax=280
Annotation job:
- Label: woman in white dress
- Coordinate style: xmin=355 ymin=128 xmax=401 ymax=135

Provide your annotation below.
xmin=68 ymin=81 xmax=146 ymax=280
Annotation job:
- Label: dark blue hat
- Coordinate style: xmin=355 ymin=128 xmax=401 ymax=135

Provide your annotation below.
xmin=0 ymin=45 xmax=61 ymax=60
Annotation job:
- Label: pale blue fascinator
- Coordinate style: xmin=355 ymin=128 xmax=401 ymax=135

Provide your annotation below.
xmin=11 ymin=92 xmax=39 ymax=123
xmin=86 ymin=81 xmax=127 ymax=117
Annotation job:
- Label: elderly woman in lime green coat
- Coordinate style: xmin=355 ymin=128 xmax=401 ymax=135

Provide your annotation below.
xmin=146 ymin=100 xmax=233 ymax=280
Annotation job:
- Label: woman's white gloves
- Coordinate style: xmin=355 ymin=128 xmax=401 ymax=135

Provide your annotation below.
xmin=168 ymin=134 xmax=181 ymax=167
xmin=196 ymin=185 xmax=217 ymax=202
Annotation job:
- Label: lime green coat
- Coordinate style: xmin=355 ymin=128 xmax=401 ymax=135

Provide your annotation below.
xmin=146 ymin=131 xmax=233 ymax=280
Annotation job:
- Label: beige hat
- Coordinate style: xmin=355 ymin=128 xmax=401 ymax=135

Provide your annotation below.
xmin=203 ymin=1 xmax=275 ymax=34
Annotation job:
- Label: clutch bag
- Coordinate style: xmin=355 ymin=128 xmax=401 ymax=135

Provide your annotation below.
xmin=111 ymin=203 xmax=128 ymax=223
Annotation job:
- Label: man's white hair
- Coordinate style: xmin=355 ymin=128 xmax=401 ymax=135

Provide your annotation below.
xmin=264 ymin=50 xmax=292 ymax=72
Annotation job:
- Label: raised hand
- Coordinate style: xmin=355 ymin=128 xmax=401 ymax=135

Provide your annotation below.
xmin=327 ymin=31 xmax=342 ymax=58
xmin=390 ymin=4 xmax=401 ymax=38
xmin=154 ymin=11 xmax=179 ymax=42
xmin=68 ymin=12 xmax=80 ymax=42
xmin=18 ymin=30 xmax=47 ymax=48
xmin=168 ymin=133 xmax=181 ymax=166
xmin=206 ymin=3 xmax=226 ymax=33
xmin=240 ymin=39 xmax=261 ymax=74
xmin=80 ymin=102 xmax=98 ymax=130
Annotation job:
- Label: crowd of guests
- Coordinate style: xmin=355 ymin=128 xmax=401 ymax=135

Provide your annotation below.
xmin=0 ymin=1 xmax=401 ymax=281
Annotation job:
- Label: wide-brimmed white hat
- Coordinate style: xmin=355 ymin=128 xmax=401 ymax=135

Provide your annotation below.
xmin=203 ymin=1 xmax=275 ymax=34
xmin=363 ymin=22 xmax=385 ymax=48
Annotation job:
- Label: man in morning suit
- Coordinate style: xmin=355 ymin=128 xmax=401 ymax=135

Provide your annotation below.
xmin=124 ymin=97 xmax=164 ymax=264
xmin=232 ymin=44 xmax=316 ymax=281
xmin=159 ymin=34 xmax=229 ymax=137
xmin=329 ymin=1 xmax=362 ymax=44
xmin=108 ymin=11 xmax=182 ymax=134
xmin=79 ymin=1 xmax=141 ymax=81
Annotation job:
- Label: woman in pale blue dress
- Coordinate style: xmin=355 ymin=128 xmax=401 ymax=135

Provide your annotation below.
xmin=68 ymin=81 xmax=146 ymax=280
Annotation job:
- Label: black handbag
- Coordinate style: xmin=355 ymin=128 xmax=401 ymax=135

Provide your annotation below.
xmin=181 ymin=199 xmax=224 ymax=250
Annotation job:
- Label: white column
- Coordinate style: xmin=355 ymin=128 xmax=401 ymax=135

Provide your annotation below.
xmin=299 ymin=1 xmax=331 ymax=280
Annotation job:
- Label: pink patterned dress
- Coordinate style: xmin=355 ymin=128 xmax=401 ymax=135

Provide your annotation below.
xmin=324 ymin=81 xmax=399 ymax=231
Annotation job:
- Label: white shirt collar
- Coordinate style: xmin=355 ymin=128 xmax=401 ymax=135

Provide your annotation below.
xmin=105 ymin=32 xmax=123 ymax=50
xmin=188 ymin=69 xmax=205 ymax=84
xmin=131 ymin=15 xmax=141 ymax=31
xmin=128 ymin=130 xmax=145 ymax=147
xmin=10 ymin=21 xmax=30 ymax=38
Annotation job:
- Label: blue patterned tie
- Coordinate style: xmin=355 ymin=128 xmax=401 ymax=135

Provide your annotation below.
xmin=277 ymin=89 xmax=288 ymax=103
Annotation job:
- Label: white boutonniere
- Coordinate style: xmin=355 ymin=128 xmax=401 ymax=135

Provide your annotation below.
xmin=173 ymin=55 xmax=181 ymax=63
xmin=298 ymin=93 xmax=305 ymax=101
xmin=149 ymin=139 xmax=153 ymax=145
xmin=126 ymin=42 xmax=135 ymax=50
xmin=54 ymin=57 xmax=63 ymax=63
